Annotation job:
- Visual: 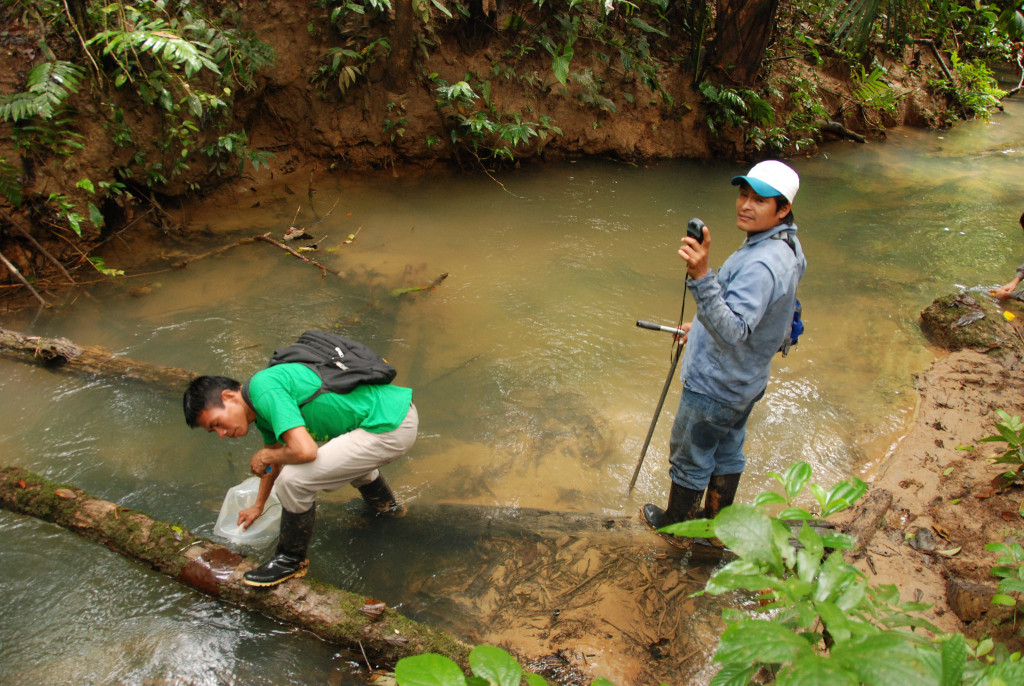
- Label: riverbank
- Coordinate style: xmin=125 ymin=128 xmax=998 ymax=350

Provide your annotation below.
xmin=832 ymin=292 xmax=1024 ymax=651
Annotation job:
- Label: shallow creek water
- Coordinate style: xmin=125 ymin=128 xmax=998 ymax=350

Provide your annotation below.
xmin=3 ymin=98 xmax=1024 ymax=684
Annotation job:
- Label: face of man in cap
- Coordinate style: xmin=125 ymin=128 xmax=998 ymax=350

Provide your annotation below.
xmin=735 ymin=183 xmax=791 ymax=234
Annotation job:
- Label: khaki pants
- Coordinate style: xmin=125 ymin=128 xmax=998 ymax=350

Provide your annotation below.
xmin=274 ymin=403 xmax=418 ymax=512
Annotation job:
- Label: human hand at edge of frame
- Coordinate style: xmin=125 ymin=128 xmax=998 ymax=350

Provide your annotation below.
xmin=991 ymin=281 xmax=1019 ymax=300
xmin=679 ymin=225 xmax=710 ymax=279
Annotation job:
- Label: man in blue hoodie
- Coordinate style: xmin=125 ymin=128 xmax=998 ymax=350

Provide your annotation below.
xmin=642 ymin=160 xmax=806 ymax=546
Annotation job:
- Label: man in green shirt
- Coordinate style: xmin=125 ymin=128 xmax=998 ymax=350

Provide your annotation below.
xmin=183 ymin=364 xmax=417 ymax=587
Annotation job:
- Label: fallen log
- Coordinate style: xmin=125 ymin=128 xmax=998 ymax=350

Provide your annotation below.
xmin=0 ymin=466 xmax=472 ymax=671
xmin=0 ymin=327 xmax=195 ymax=392
xmin=820 ymin=120 xmax=867 ymax=144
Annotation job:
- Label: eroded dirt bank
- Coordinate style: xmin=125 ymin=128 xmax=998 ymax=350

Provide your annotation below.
xmin=832 ymin=291 xmax=1024 ymax=653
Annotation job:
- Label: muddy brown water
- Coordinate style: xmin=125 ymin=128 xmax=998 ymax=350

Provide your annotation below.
xmin=3 ymin=98 xmax=1024 ymax=684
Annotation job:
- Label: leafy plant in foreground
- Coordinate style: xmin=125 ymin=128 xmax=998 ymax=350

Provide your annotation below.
xmin=664 ymin=462 xmax=1024 ymax=684
xmin=978 ymin=409 xmax=1024 ymax=467
xmin=988 ymin=540 xmax=1024 ymax=625
xmin=395 ymin=643 xmax=620 ymax=686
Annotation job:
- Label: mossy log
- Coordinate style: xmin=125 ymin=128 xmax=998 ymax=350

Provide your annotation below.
xmin=0 ymin=466 xmax=472 ymax=671
xmin=0 ymin=327 xmax=195 ymax=391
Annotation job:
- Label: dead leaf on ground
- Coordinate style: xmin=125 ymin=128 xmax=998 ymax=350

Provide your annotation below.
xmin=360 ymin=598 xmax=387 ymax=620
xmin=54 ymin=488 xmax=77 ymax=499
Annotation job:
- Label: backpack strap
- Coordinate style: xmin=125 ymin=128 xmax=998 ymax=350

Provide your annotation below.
xmin=771 ymin=230 xmax=797 ymax=253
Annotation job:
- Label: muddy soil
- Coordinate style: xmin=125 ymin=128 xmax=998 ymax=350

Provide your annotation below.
xmin=830 ymin=292 xmax=1024 ymax=654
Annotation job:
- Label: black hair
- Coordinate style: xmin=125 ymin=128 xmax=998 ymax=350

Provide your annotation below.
xmin=775 ymin=197 xmax=795 ymax=226
xmin=738 ymin=180 xmax=795 ymax=225
xmin=183 ymin=375 xmax=241 ymax=428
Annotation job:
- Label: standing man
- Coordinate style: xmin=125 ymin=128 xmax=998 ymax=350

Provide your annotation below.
xmin=642 ymin=160 xmax=806 ymax=545
xmin=183 ymin=362 xmax=417 ymax=587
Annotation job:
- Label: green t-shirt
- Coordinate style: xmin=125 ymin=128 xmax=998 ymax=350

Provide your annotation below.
xmin=247 ymin=363 xmax=413 ymax=445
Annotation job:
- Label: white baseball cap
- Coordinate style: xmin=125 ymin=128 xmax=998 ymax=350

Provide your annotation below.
xmin=730 ymin=160 xmax=800 ymax=204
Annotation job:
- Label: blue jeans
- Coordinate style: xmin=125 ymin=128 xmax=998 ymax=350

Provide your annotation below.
xmin=668 ymin=385 xmax=763 ymax=491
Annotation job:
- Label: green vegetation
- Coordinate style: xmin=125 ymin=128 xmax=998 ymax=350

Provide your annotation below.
xmin=395 ymin=460 xmax=1024 ymax=684
xmin=2 ymin=0 xmax=1022 ymax=280
xmin=979 ymin=409 xmax=1024 ymax=467
xmin=1 ymin=0 xmax=275 ymax=243
xmin=396 ymin=643 xmax=621 ymax=686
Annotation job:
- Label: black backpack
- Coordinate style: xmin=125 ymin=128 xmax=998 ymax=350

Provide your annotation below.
xmin=243 ymin=331 xmax=397 ymax=407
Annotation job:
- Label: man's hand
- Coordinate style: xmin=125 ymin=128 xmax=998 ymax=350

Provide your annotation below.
xmin=673 ymin=321 xmax=692 ymax=345
xmin=249 ymin=426 xmax=318 ymax=476
xmin=237 ymin=504 xmax=263 ymax=530
xmin=679 ymin=225 xmax=711 ymax=279
xmin=992 ymin=279 xmax=1021 ymax=300
xmin=250 ymin=449 xmax=273 ymax=476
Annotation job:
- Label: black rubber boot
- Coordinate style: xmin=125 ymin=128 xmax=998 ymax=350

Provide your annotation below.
xmin=641 ymin=482 xmax=705 ymax=547
xmin=243 ymin=505 xmax=315 ymax=587
xmin=703 ymin=473 xmax=742 ymax=548
xmin=356 ymin=475 xmax=405 ymax=516
xmin=704 ymin=473 xmax=742 ymax=519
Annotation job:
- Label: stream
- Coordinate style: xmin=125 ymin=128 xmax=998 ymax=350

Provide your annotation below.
xmin=3 ymin=97 xmax=1024 ymax=684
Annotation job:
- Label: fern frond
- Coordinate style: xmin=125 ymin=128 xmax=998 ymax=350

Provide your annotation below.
xmin=0 ymin=60 xmax=85 ymax=122
xmin=0 ymin=158 xmax=23 ymax=207
xmin=90 ymin=19 xmax=221 ymax=79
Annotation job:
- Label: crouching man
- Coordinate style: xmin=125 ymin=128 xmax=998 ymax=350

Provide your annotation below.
xmin=183 ymin=364 xmax=417 ymax=587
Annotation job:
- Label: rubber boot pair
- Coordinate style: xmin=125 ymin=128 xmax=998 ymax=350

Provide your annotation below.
xmin=243 ymin=504 xmax=316 ymax=587
xmin=641 ymin=473 xmax=742 ymax=549
xmin=641 ymin=482 xmax=705 ymax=548
xmin=356 ymin=474 xmax=405 ymax=516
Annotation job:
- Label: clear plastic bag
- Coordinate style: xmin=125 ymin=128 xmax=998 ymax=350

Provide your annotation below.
xmin=213 ymin=476 xmax=282 ymax=546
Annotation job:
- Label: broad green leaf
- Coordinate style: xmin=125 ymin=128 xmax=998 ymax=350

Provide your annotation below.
xmin=629 ymin=17 xmax=668 ymax=38
xmin=783 ymin=461 xmax=812 ymax=499
xmin=795 ymin=523 xmax=824 ymax=584
xmin=940 ymin=633 xmax=967 ymax=686
xmin=552 ymin=54 xmax=571 ymax=87
xmin=753 ymin=491 xmax=786 ymax=506
xmin=524 ymin=675 xmax=548 ymax=686
xmin=714 ymin=620 xmax=813 ymax=664
xmin=814 ymin=600 xmax=852 ymax=644
xmin=709 ymin=661 xmax=756 ymax=686
xmin=395 ymin=654 xmax=466 ymax=686
xmin=704 ymin=567 xmax=781 ymax=595
xmin=992 ymin=593 xmax=1019 ymax=606
xmin=87 ymin=202 xmax=104 ymax=229
xmin=469 ymin=645 xmax=520 ymax=686
xmin=820 ymin=532 xmax=856 ymax=550
xmin=715 ymin=504 xmax=775 ymax=563
xmin=776 ymin=652 xmax=858 ymax=686
xmin=834 ymin=573 xmax=867 ymax=612
xmin=660 ymin=517 xmax=713 ymax=538
xmin=778 ymin=508 xmax=813 ymax=521
xmin=831 ymin=632 xmax=931 ymax=683
xmin=813 ymin=551 xmax=860 ymax=604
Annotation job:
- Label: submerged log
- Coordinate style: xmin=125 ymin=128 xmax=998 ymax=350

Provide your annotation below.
xmin=0 ymin=466 xmax=472 ymax=671
xmin=0 ymin=327 xmax=195 ymax=391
